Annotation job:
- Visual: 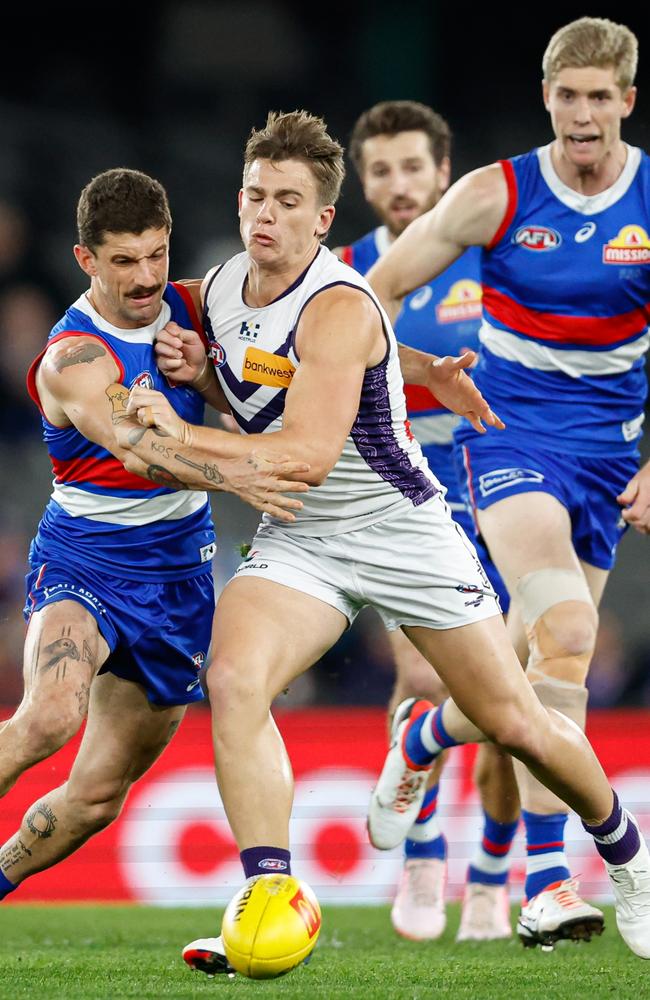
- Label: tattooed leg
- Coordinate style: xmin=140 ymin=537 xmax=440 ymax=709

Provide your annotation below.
xmin=0 ymin=674 xmax=185 ymax=888
xmin=0 ymin=600 xmax=108 ymax=797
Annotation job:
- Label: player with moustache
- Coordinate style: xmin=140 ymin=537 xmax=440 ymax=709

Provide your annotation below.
xmin=367 ymin=17 xmax=650 ymax=949
xmin=335 ymin=100 xmax=521 ymax=943
xmin=0 ymin=168 xmax=307 ymax=902
xmin=120 ymin=110 xmax=650 ymax=970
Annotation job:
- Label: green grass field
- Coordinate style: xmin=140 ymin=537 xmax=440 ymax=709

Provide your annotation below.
xmin=0 ymin=904 xmax=646 ymax=1000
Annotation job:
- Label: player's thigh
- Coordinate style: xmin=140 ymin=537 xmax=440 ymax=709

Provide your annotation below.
xmin=210 ymin=576 xmax=348 ymax=698
xmin=67 ymin=671 xmax=185 ymax=798
xmin=476 ymin=491 xmax=582 ymax=592
xmin=22 ymin=599 xmax=109 ymax=706
xmin=388 ymin=627 xmax=448 ymax=704
xmin=579 ymin=559 xmax=609 ymax=608
xmin=404 ymin=614 xmax=544 ymax=741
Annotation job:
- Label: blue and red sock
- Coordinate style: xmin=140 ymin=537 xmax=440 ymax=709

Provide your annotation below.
xmin=467 ymin=811 xmax=518 ymax=886
xmin=522 ymin=810 xmax=570 ymax=900
xmin=405 ymin=785 xmax=447 ymax=860
xmin=403 ymin=701 xmax=460 ymax=768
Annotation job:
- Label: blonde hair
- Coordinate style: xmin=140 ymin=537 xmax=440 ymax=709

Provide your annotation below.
xmin=543 ymin=17 xmax=638 ymax=91
xmin=244 ymin=110 xmax=345 ymax=206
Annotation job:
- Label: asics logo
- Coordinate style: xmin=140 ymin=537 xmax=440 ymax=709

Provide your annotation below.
xmin=575 ymin=222 xmax=596 ymax=243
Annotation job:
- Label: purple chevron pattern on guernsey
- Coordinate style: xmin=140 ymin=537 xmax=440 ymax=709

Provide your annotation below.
xmin=350 ymin=360 xmax=438 ymax=505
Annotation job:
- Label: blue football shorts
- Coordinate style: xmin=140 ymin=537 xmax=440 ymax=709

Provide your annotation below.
xmin=455 ymin=435 xmax=638 ymax=571
xmin=422 ymin=441 xmax=510 ymax=612
xmin=24 ymin=559 xmax=215 ymax=706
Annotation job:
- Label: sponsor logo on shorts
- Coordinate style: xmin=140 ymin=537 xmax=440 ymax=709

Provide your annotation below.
xmin=603 ymin=225 xmax=650 ymax=264
xmin=237 ymin=561 xmax=269 ymax=571
xmin=41 ymin=582 xmax=108 ymax=616
xmin=435 ymin=279 xmax=482 ymax=324
xmin=208 ymin=340 xmax=227 ymax=368
xmin=575 ymin=221 xmax=596 ymax=243
xmin=199 ymin=542 xmax=217 ymax=563
xmin=258 ymin=858 xmax=288 ymax=871
xmin=513 ymin=226 xmax=562 ymax=251
xmin=622 ymin=413 xmax=645 ymax=443
xmin=455 ymin=583 xmax=485 ymax=608
xmin=186 ymin=678 xmax=202 ymax=692
xmin=478 ymin=467 xmax=544 ymax=497
xmin=130 ymin=370 xmax=154 ymax=390
xmin=191 ymin=651 xmax=205 ymax=669
xmin=242 ymin=347 xmax=296 ymax=389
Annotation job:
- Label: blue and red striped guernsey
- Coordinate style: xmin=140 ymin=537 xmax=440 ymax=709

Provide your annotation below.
xmin=26 ymin=283 xmax=216 ymax=581
xmin=462 ymin=143 xmax=650 ymax=456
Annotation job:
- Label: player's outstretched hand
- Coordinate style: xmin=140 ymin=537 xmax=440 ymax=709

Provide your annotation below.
xmin=155 ymin=322 xmax=206 ymax=383
xmin=127 ymin=386 xmax=190 ymax=441
xmin=617 ymin=463 xmax=650 ymax=534
xmin=426 ymin=353 xmax=505 ymax=434
xmin=225 ymin=451 xmax=310 ymax=522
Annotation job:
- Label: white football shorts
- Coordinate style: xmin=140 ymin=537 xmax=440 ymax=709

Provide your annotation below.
xmin=233 ymin=494 xmax=501 ymax=630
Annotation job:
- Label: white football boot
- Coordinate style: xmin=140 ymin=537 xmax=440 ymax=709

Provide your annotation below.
xmin=391 ymin=858 xmax=447 ymax=940
xmin=182 ymin=935 xmax=235 ymax=977
xmin=368 ymin=697 xmax=434 ymax=851
xmin=517 ymin=878 xmax=604 ymax=949
xmin=604 ymin=836 xmax=650 ymax=959
xmin=456 ymin=882 xmax=512 ymax=942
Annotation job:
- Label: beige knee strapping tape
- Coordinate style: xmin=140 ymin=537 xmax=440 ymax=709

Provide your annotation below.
xmin=515 ymin=568 xmax=594 ymax=629
xmin=529 ymin=671 xmax=589 ymax=730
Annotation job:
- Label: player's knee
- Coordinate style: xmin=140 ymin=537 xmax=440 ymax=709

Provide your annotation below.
xmin=17 ymin=698 xmax=84 ymax=765
xmin=517 ymin=568 xmax=597 ymax=677
xmin=67 ymin=780 xmax=128 ymax=833
xmin=206 ymin=652 xmax=276 ymax=717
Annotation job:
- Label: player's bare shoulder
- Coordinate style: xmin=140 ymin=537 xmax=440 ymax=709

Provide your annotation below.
xmin=437 ymin=162 xmax=510 ymax=247
xmin=40 ymin=335 xmax=117 ymax=384
xmin=296 ymin=282 xmax=384 ymax=366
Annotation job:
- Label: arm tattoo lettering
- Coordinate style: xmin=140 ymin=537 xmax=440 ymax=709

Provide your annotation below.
xmin=0 ymin=838 xmax=33 ymax=873
xmin=56 ymin=342 xmax=106 ymax=372
xmin=146 ymin=465 xmax=187 ymax=489
xmin=26 ymin=803 xmax=57 ymax=839
xmin=151 ymin=440 xmax=173 ymax=460
xmin=174 ymin=453 xmax=225 ymax=485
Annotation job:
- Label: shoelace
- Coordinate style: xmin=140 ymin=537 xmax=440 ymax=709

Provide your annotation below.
xmin=393 ymin=770 xmax=426 ymax=812
xmin=550 ymin=878 xmax=585 ymax=910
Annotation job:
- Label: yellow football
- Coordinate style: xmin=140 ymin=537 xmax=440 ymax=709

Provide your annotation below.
xmin=221 ymin=874 xmax=321 ymax=979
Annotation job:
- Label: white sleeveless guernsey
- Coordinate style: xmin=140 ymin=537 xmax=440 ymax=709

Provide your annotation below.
xmin=203 ymin=244 xmax=440 ymax=536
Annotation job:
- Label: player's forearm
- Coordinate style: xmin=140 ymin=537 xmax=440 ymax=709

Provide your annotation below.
xmin=119 ymin=419 xmax=235 ymax=492
xmin=397 ymin=343 xmax=440 ymax=385
xmin=184 ymin=422 xmax=334 ymax=486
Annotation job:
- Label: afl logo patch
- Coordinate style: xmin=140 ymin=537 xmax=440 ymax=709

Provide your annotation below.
xmin=130 ymin=370 xmax=154 ymax=390
xmin=208 ymin=341 xmax=227 ymax=368
xmin=513 ymin=226 xmax=561 ymax=251
xmin=258 ymin=858 xmax=288 ymax=871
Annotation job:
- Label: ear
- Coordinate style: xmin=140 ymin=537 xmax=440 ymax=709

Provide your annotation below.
xmin=437 ymin=155 xmax=451 ymax=194
xmin=73 ymin=244 xmax=97 ymax=278
xmin=542 ymin=79 xmax=550 ymax=112
xmin=621 ymin=85 xmax=637 ymax=119
xmin=238 ymin=188 xmax=243 ymax=216
xmin=315 ymin=205 xmax=336 ymax=239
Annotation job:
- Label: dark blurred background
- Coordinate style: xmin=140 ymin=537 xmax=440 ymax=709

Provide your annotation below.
xmin=0 ymin=2 xmax=648 ymax=708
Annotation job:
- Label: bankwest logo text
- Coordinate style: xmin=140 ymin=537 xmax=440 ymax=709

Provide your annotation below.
xmin=603 ymin=225 xmax=650 ymax=264
xmin=242 ymin=347 xmax=296 ymax=389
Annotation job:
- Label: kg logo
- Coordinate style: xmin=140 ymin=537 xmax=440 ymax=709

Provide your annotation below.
xmin=239 ymin=320 xmax=261 ymax=341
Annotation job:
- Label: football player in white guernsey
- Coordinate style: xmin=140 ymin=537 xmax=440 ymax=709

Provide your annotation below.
xmin=368 ymin=18 xmax=650 ymax=949
xmin=0 ymin=169 xmax=309 ymax=906
xmin=122 ymin=111 xmax=650 ymax=969
xmin=335 ymin=100 xmax=523 ymax=944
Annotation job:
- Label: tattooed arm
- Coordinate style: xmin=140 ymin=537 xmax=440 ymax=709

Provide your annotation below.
xmin=36 ymin=335 xmax=309 ymax=518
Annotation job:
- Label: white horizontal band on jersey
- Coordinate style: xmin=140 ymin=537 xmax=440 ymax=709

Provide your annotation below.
xmin=515 ymin=567 xmax=594 ymax=628
xmin=51 ymin=482 xmax=208 ymax=525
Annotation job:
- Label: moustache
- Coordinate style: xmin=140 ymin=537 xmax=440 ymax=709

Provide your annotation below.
xmin=128 ymin=285 xmax=162 ymax=299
